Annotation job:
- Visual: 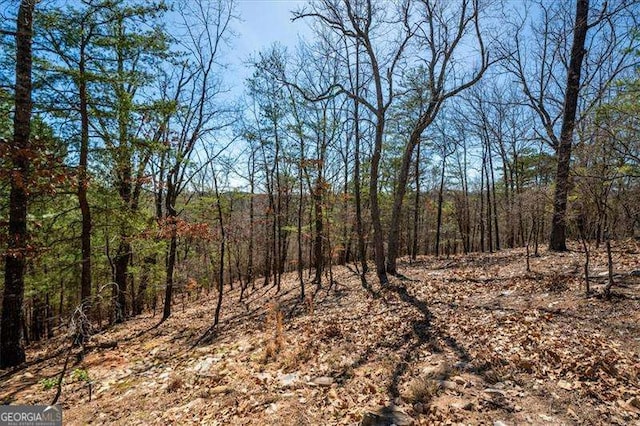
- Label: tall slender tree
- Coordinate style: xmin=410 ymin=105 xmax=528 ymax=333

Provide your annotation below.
xmin=549 ymin=0 xmax=589 ymax=251
xmin=1 ymin=0 xmax=35 ymax=369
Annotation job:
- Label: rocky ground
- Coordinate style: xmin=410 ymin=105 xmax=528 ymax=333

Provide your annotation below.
xmin=1 ymin=242 xmax=640 ymax=425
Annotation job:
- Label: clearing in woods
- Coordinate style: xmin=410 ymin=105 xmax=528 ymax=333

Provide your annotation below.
xmin=1 ymin=243 xmax=639 ymax=425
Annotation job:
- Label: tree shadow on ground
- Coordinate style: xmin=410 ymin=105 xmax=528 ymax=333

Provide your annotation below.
xmin=384 ymin=283 xmax=472 ymax=398
xmin=190 ymin=280 xmax=353 ymax=348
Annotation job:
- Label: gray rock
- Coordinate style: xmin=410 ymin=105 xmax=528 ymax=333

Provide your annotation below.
xmin=255 ymin=372 xmax=272 ymax=383
xmin=277 ymin=372 xmax=298 ymax=387
xmin=193 ymin=357 xmax=217 ymax=376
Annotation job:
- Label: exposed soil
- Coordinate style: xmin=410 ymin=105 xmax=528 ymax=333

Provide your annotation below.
xmin=1 ymin=242 xmax=639 ymax=425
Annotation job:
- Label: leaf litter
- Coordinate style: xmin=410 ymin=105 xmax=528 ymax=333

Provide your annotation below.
xmin=1 ymin=241 xmax=639 ymax=425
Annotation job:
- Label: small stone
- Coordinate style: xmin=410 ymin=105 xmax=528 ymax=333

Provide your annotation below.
xmin=277 ymin=372 xmax=298 ymax=387
xmin=211 ymin=385 xmax=231 ymax=395
xmin=451 ymin=400 xmax=474 ymax=411
xmin=265 ymin=403 xmax=278 ymax=414
xmin=494 ymin=421 xmax=508 ymax=426
xmin=360 ymin=412 xmax=384 ymax=426
xmin=423 ymin=362 xmax=449 ymax=379
xmin=312 ymin=376 xmax=334 ymax=387
xmin=360 ymin=407 xmax=414 ymax=426
xmin=484 ymin=388 xmax=506 ymax=397
xmin=193 ymin=357 xmax=217 ymax=376
xmin=96 ymin=384 xmax=110 ymax=394
xmin=454 ymin=361 xmax=471 ymax=371
xmin=438 ymin=380 xmax=457 ymax=390
xmin=255 ymin=372 xmax=272 ymax=383
xmin=557 ymin=380 xmax=573 ymax=390
xmin=451 ymin=375 xmax=466 ymax=385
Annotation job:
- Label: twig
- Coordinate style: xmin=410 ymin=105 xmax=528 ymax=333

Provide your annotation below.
xmin=50 ymin=344 xmax=73 ymax=405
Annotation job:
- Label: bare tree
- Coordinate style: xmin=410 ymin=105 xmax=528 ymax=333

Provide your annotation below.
xmin=294 ymin=0 xmax=414 ymax=284
xmin=549 ymin=0 xmax=590 ymax=251
xmin=386 ymin=0 xmax=490 ymax=275
xmin=501 ymin=0 xmax=639 ymax=251
xmin=161 ymin=0 xmax=236 ymax=322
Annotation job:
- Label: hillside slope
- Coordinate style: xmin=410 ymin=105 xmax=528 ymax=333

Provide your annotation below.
xmin=1 ymin=244 xmax=640 ymax=425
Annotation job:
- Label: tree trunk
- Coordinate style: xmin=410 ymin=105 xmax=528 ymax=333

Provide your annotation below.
xmin=313 ymin=178 xmax=324 ymax=288
xmin=370 ymin=115 xmax=388 ymax=284
xmin=162 ymin=219 xmax=177 ymax=322
xmin=488 ymin=140 xmax=500 ymax=250
xmin=549 ymin=0 xmax=589 ymax=251
xmin=479 ymin=150 xmax=486 ymax=252
xmin=387 ymin=126 xmax=423 ymax=274
xmin=353 ymin=42 xmax=368 ymax=276
xmin=213 ymin=173 xmax=225 ymax=327
xmin=78 ymin=36 xmax=92 ymax=327
xmin=248 ymin=155 xmax=256 ymax=290
xmin=435 ymin=151 xmax=446 ymax=256
xmin=411 ymin=141 xmax=421 ymax=261
xmin=1 ymin=0 xmax=34 ymax=369
xmin=134 ymin=255 xmax=154 ymax=316
xmin=485 ymin=160 xmax=493 ymax=253
xmin=297 ymin=171 xmax=304 ymax=298
xmin=113 ymin=240 xmax=130 ymax=323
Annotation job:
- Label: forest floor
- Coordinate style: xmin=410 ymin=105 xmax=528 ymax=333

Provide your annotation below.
xmin=1 ymin=242 xmax=640 ymax=425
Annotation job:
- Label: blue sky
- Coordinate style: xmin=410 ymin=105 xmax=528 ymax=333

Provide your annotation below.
xmin=228 ymin=0 xmax=311 ymax=97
